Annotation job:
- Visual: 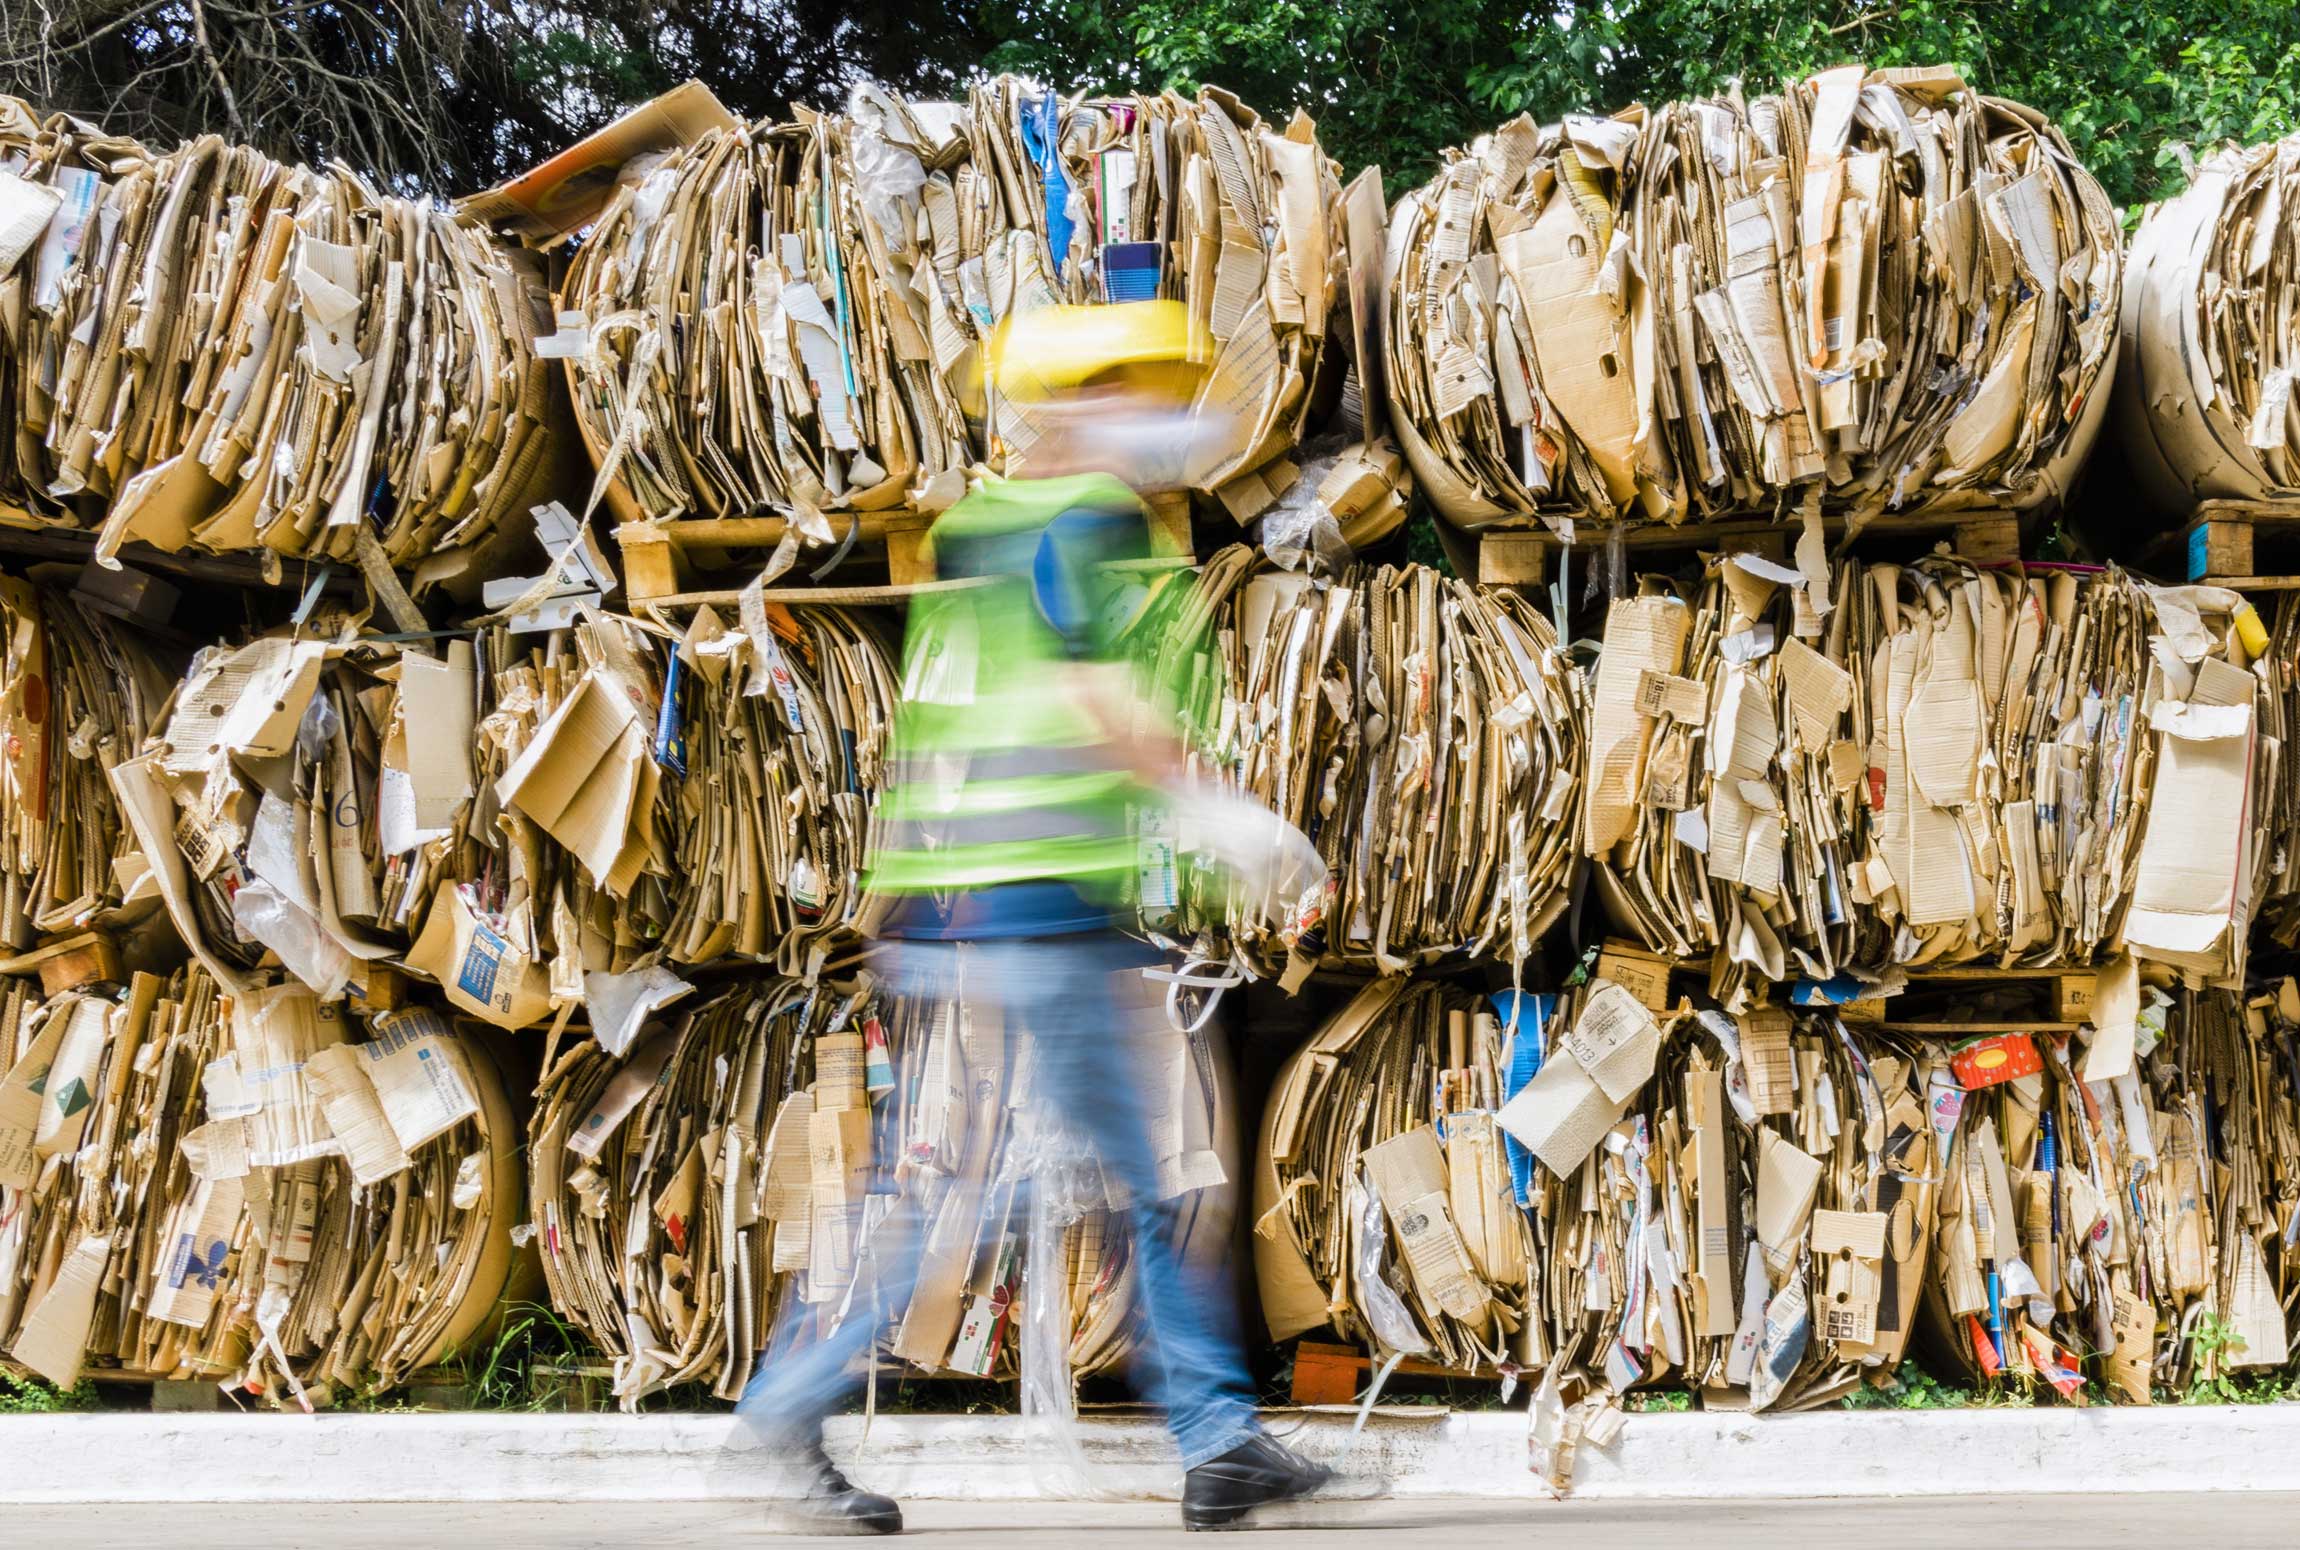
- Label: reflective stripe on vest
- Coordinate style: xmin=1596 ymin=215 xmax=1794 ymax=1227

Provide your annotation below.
xmin=863 ymin=477 xmax=1145 ymax=898
xmin=876 ymin=798 xmax=1132 ymax=853
xmin=882 ymin=743 xmax=1121 ymax=791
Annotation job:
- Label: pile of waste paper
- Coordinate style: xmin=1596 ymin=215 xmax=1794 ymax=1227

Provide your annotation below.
xmin=1256 ymin=967 xmax=2293 ymax=1434
xmin=1 ymin=972 xmax=521 ymax=1401
xmin=551 ymin=76 xmax=1372 ymax=559
xmin=1127 ymin=545 xmax=1584 ymax=987
xmin=1388 ymin=67 xmax=2122 ymax=532
xmin=531 ymin=966 xmax=1234 ymax=1408
xmin=2119 ymin=130 xmax=2300 ymax=509
xmin=1584 ymin=551 xmax=2267 ymax=990
xmin=0 ymin=97 xmax=561 ymax=584
xmin=103 ymin=597 xmax=896 ymax=1030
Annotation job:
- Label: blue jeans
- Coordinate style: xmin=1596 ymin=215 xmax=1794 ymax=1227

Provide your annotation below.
xmin=737 ymin=930 xmax=1262 ymax=1472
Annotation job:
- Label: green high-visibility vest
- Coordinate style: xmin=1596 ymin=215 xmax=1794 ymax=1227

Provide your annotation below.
xmin=863 ymin=474 xmax=1146 ymax=900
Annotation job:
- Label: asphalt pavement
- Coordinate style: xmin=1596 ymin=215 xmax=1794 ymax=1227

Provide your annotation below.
xmin=18 ymin=1494 xmax=2300 ymax=1547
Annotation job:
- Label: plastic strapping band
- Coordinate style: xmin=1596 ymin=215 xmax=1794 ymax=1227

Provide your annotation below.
xmin=1342 ymin=1347 xmax=1407 ymax=1469
xmin=1141 ymin=954 xmax=1243 ymax=1034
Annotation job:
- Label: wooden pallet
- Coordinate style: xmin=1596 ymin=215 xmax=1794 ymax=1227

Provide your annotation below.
xmin=1600 ymin=946 xmax=2097 ymax=1028
xmin=1287 ymin=1340 xmax=1491 ymax=1405
xmin=615 ymin=491 xmax=1196 ymax=604
xmin=0 ymin=929 xmax=123 ymax=995
xmin=1470 ymin=508 xmax=2026 ymax=589
xmin=628 ymin=548 xmax=1199 ymax=620
xmin=1872 ymin=963 xmax=2097 ymax=1023
xmin=615 ymin=512 xmax=939 ymax=603
xmin=2143 ymin=498 xmax=2300 ymax=590
xmin=0 ymin=502 xmax=354 ymax=595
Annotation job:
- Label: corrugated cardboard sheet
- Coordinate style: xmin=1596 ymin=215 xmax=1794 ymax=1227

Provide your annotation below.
xmin=1256 ymin=975 xmax=2294 ymax=1414
xmin=0 ymin=99 xmax=562 ymax=576
xmin=114 ymin=601 xmax=897 ymax=1026
xmin=0 ymin=971 xmax=522 ymax=1398
xmin=531 ymin=964 xmax=1235 ymax=1409
xmin=1388 ymin=68 xmax=2122 ymax=531
xmin=2117 ymin=132 xmax=2300 ymax=511
xmin=1119 ymin=544 xmax=1584 ymax=987
xmin=549 ymin=77 xmax=1356 ymax=543
xmin=1583 ymin=552 xmax=2272 ymax=993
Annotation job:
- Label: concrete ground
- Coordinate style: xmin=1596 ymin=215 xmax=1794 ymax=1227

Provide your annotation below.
xmin=16 ymin=1495 xmax=2300 ymax=1547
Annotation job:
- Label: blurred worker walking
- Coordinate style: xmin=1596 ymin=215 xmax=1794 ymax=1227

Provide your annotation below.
xmin=739 ymin=301 xmax=1332 ymax=1533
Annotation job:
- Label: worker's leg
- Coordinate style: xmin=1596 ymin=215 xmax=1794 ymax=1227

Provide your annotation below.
xmin=990 ymin=931 xmax=1262 ymax=1471
xmin=736 ymin=1197 xmax=925 ymax=1453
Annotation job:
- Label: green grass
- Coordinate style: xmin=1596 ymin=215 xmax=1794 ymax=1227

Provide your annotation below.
xmin=0 ymin=1372 xmax=99 ymax=1412
xmin=1625 ymin=1389 xmax=1693 ymax=1412
xmin=1840 ymin=1361 xmax=2030 ymax=1410
xmin=444 ymin=1300 xmax=598 ymax=1411
xmin=2177 ymin=1314 xmax=2300 ymax=1405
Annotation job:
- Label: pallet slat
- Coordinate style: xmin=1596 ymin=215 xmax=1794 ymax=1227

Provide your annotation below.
xmin=1473 ymin=508 xmax=2026 ymax=588
xmin=613 ymin=490 xmax=1196 ymax=603
xmin=1583 ymin=951 xmax=2097 ymax=1028
xmin=0 ymin=929 xmax=124 ymax=995
xmin=2140 ymin=498 xmax=2300 ymax=586
xmin=1287 ymin=1340 xmax=1489 ymax=1405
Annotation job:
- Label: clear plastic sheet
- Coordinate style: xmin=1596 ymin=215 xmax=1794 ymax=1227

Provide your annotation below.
xmin=1258 ymin=439 xmax=1355 ymax=575
xmin=1007 ymin=1082 xmax=1126 ymax=1501
xmin=845 ymin=83 xmax=931 ymax=247
xmin=1350 ymin=1169 xmax=1434 ymax=1360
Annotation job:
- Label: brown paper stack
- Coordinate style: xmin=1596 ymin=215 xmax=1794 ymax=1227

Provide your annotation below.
xmin=0 ymin=971 xmax=521 ymax=1400
xmin=2117 ymin=131 xmax=2300 ymax=512
xmin=551 ymin=76 xmax=1362 ymax=561
xmin=116 ymin=600 xmax=897 ymax=1030
xmin=1582 ymin=550 xmax=2274 ymax=990
xmin=1254 ymin=978 xmax=1534 ymax=1373
xmin=1124 ymin=545 xmax=1584 ymax=986
xmin=1922 ymin=983 xmax=2269 ymax=1400
xmin=0 ymin=970 xmax=250 ymax=1385
xmin=1388 ymin=67 xmax=2122 ymax=532
xmin=529 ymin=959 xmax=1235 ymax=1407
xmin=202 ymin=988 xmax=524 ymax=1401
xmin=0 ymin=571 xmax=177 ymax=943
xmin=848 ymin=79 xmax=1349 ymax=509
xmin=530 ymin=977 xmax=830 ymax=1405
xmin=1256 ymin=970 xmax=2300 ymax=1411
xmin=0 ymin=99 xmax=560 ymax=578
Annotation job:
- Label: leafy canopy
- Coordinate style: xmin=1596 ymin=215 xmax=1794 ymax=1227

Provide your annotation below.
xmin=5 ymin=0 xmax=2296 ymax=208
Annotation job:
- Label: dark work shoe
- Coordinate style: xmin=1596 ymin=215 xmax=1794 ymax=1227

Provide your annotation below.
xmin=1182 ymin=1432 xmax=1334 ymax=1531
xmin=769 ymin=1442 xmax=903 ymax=1536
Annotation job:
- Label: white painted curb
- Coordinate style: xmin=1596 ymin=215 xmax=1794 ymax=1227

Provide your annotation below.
xmin=5 ymin=1406 xmax=2300 ymax=1503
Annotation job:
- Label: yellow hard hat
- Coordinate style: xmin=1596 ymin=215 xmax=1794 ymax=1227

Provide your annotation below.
xmin=981 ymin=299 xmax=1200 ymax=401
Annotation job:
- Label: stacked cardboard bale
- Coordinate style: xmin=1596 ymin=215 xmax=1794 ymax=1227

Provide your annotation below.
xmin=1584 ymin=551 xmax=2269 ymax=992
xmin=1254 ymin=977 xmax=1531 ymax=1373
xmin=1388 ymin=67 xmax=2122 ymax=532
xmin=1124 ymin=546 xmax=1585 ymax=986
xmin=530 ymin=965 xmax=1235 ymax=1408
xmin=2118 ymin=131 xmax=2300 ymax=510
xmin=0 ymin=97 xmax=560 ymax=584
xmin=551 ymin=77 xmax=1394 ymax=577
xmin=108 ymin=599 xmax=897 ymax=1030
xmin=1255 ymin=966 xmax=2295 ymax=1423
xmin=1 ymin=969 xmax=523 ymax=1401
xmin=0 ymin=572 xmax=177 ymax=937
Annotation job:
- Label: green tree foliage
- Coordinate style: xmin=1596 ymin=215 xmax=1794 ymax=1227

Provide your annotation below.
xmin=1 ymin=0 xmax=993 ymax=193
xmin=1468 ymin=0 xmax=2300 ymax=210
xmin=3 ymin=0 xmax=2296 ymax=208
xmin=982 ymin=0 xmax=1520 ymax=194
xmin=993 ymin=0 xmax=2300 ymax=208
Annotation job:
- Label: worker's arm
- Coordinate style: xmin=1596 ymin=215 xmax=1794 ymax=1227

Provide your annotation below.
xmin=1057 ymin=660 xmax=1324 ymax=909
xmin=1055 ymin=659 xmax=1187 ymax=788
